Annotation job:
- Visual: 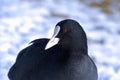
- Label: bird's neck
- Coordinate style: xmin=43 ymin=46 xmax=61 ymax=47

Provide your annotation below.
xmin=62 ymin=45 xmax=88 ymax=58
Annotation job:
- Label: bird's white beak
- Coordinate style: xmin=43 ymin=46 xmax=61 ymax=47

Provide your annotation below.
xmin=45 ymin=26 xmax=60 ymax=50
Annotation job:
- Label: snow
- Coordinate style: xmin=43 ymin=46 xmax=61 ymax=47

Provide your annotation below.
xmin=0 ymin=0 xmax=120 ymax=80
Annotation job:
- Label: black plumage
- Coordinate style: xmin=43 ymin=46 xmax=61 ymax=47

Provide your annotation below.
xmin=8 ymin=19 xmax=98 ymax=80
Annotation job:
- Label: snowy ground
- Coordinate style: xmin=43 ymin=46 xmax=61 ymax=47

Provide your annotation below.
xmin=0 ymin=0 xmax=120 ymax=80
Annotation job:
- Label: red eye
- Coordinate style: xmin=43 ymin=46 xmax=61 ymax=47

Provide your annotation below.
xmin=63 ymin=29 xmax=67 ymax=33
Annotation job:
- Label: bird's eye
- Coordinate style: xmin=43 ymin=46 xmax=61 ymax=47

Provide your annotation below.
xmin=63 ymin=29 xmax=68 ymax=33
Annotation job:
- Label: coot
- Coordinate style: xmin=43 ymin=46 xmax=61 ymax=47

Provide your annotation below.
xmin=8 ymin=19 xmax=98 ymax=80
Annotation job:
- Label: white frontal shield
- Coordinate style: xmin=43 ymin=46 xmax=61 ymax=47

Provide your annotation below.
xmin=45 ymin=26 xmax=60 ymax=50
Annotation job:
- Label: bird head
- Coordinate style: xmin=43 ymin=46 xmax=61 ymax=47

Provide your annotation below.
xmin=45 ymin=19 xmax=87 ymax=53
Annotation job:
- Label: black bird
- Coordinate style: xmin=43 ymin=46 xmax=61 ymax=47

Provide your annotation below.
xmin=8 ymin=19 xmax=98 ymax=80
